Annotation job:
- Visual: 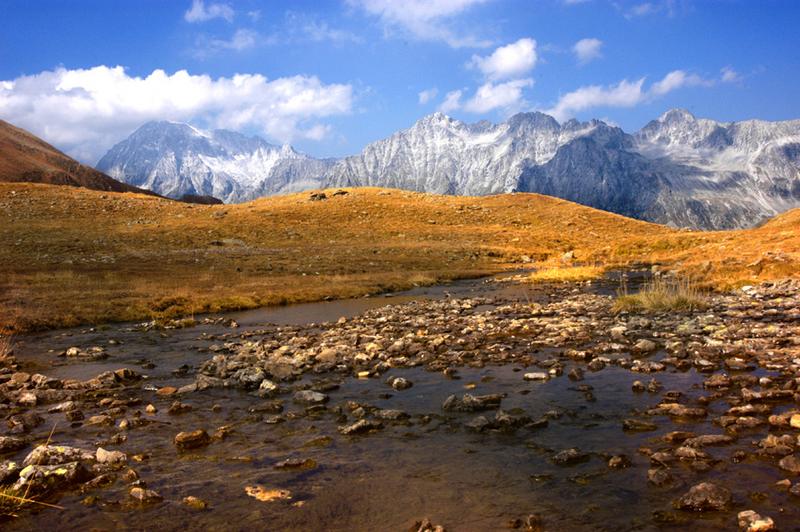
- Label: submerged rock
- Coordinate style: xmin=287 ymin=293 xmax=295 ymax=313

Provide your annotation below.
xmin=129 ymin=486 xmax=163 ymax=504
xmin=551 ymin=448 xmax=589 ymax=466
xmin=338 ymin=419 xmax=383 ymax=435
xmin=674 ymin=482 xmax=732 ymax=511
xmin=293 ymin=390 xmax=329 ymax=405
xmin=174 ymin=430 xmax=211 ymax=450
xmin=442 ymin=393 xmax=503 ymax=412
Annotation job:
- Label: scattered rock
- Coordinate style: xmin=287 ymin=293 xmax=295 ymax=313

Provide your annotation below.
xmin=338 ymin=419 xmax=383 ymax=435
xmin=129 ymin=486 xmax=163 ymax=504
xmin=674 ymin=482 xmax=732 ymax=511
xmin=737 ymin=510 xmax=775 ymax=531
xmin=293 ymin=390 xmax=329 ymax=405
xmin=174 ymin=430 xmax=211 ymax=450
xmin=442 ymin=393 xmax=503 ymax=412
xmin=551 ymin=448 xmax=589 ymax=466
xmin=183 ymin=495 xmax=209 ymax=510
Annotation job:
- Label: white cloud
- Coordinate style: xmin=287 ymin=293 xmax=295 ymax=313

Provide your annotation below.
xmin=650 ymin=70 xmax=712 ymax=95
xmin=720 ymin=66 xmax=742 ymax=83
xmin=439 ymin=79 xmax=532 ymax=114
xmin=463 ymin=79 xmax=533 ymax=113
xmin=621 ymin=1 xmax=678 ymax=19
xmin=210 ymin=28 xmax=260 ymax=51
xmin=573 ymin=38 xmax=603 ymax=64
xmin=545 ymin=69 xmax=714 ymax=121
xmin=247 ymin=10 xmax=262 ymax=22
xmin=349 ymin=0 xmax=491 ymax=48
xmin=438 ymin=89 xmax=463 ymax=113
xmin=626 ymin=2 xmax=657 ymax=17
xmin=299 ymin=21 xmax=363 ymax=44
xmin=547 ymin=78 xmax=645 ymax=120
xmin=0 ymin=66 xmax=353 ymax=162
xmin=469 ymin=38 xmax=537 ymax=80
xmin=184 ymin=0 xmax=234 ymax=23
xmin=418 ymin=88 xmax=438 ymax=104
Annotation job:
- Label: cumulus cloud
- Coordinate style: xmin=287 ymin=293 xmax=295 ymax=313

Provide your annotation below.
xmin=463 ymin=79 xmax=533 ymax=113
xmin=349 ymin=0 xmax=491 ymax=48
xmin=438 ymin=89 xmax=463 ymax=113
xmin=0 ymin=66 xmax=353 ymax=162
xmin=469 ymin=38 xmax=537 ymax=80
xmin=545 ymin=69 xmax=715 ymax=121
xmin=573 ymin=38 xmax=603 ymax=64
xmin=418 ymin=88 xmax=439 ymax=104
xmin=184 ymin=0 xmax=234 ymax=23
xmin=438 ymin=79 xmax=532 ymax=114
xmin=547 ymin=78 xmax=645 ymax=120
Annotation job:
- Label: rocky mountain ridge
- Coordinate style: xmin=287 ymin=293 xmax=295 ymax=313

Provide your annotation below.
xmin=96 ymin=109 xmax=800 ymax=229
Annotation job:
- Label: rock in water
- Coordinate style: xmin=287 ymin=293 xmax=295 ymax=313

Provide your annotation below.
xmin=737 ymin=510 xmax=775 ymax=531
xmin=174 ymin=430 xmax=211 ymax=450
xmin=441 ymin=393 xmax=503 ymax=412
xmin=292 ymin=390 xmax=329 ymax=405
xmin=338 ymin=419 xmax=383 ymax=435
xmin=129 ymin=486 xmax=163 ymax=504
xmin=674 ymin=482 xmax=732 ymax=511
xmin=551 ymin=448 xmax=589 ymax=466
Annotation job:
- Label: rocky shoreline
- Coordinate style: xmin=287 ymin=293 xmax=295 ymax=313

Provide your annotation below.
xmin=1 ymin=278 xmax=799 ymax=530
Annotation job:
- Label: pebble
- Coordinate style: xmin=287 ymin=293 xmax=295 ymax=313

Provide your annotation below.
xmin=292 ymin=390 xmax=329 ymax=405
xmin=174 ymin=430 xmax=211 ymax=450
xmin=129 ymin=486 xmax=163 ymax=504
xmin=183 ymin=496 xmax=209 ymax=510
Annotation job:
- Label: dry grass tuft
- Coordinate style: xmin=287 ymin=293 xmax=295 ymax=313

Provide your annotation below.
xmin=0 ymin=333 xmax=13 ymax=363
xmin=527 ymin=265 xmax=605 ymax=283
xmin=614 ymin=276 xmax=706 ymax=313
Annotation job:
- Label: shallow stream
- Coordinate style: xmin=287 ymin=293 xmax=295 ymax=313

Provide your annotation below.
xmin=6 ymin=273 xmax=797 ymax=531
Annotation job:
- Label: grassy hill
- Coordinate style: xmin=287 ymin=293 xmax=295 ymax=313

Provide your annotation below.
xmin=1 ymin=182 xmax=797 ymax=331
xmin=0 ymin=120 xmax=153 ymax=195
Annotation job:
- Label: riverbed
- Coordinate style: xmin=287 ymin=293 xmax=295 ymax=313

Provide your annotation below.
xmin=2 ymin=273 xmax=799 ymax=531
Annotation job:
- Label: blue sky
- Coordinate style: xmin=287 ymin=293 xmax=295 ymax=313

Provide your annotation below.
xmin=1 ymin=0 xmax=799 ymax=163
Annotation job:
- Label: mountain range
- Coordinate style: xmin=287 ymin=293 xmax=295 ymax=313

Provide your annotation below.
xmin=96 ymin=110 xmax=800 ymax=230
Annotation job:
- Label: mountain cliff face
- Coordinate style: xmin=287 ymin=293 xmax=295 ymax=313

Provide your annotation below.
xmin=96 ymin=110 xmax=800 ymax=229
xmin=96 ymin=121 xmax=333 ymax=203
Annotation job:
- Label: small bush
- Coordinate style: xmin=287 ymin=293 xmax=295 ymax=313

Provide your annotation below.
xmin=527 ymin=265 xmax=605 ymax=283
xmin=614 ymin=275 xmax=706 ymax=313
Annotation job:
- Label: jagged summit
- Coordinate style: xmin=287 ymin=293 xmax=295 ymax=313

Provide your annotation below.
xmin=97 ymin=121 xmax=332 ymax=203
xmin=658 ymin=108 xmax=696 ymax=122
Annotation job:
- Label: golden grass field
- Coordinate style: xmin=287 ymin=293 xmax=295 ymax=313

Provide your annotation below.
xmin=1 ymin=182 xmax=798 ymax=332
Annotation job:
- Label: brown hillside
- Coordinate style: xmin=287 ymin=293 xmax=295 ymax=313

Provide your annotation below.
xmin=0 ymin=119 xmax=154 ymax=195
xmin=0 ymin=183 xmax=797 ymax=331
